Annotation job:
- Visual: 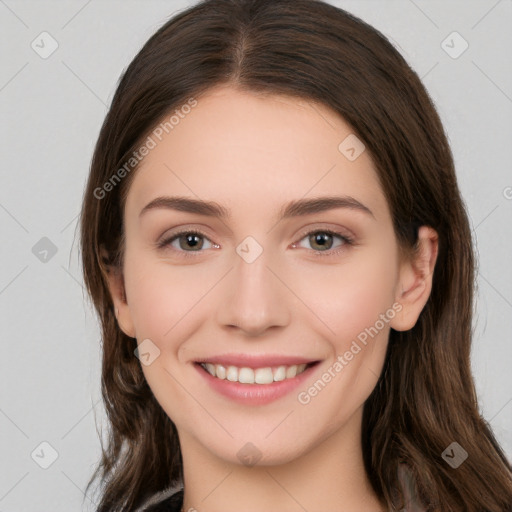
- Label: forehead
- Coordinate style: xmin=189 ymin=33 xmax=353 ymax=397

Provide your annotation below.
xmin=125 ymin=85 xmax=389 ymax=223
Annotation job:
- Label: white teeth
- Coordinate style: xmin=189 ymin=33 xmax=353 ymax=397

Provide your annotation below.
xmin=286 ymin=365 xmax=297 ymax=378
xmin=273 ymin=366 xmax=287 ymax=381
xmin=226 ymin=365 xmax=238 ymax=382
xmin=200 ymin=362 xmax=310 ymax=384
xmin=255 ymin=367 xmax=273 ymax=384
xmin=239 ymin=367 xmax=255 ymax=384
xmin=215 ymin=364 xmax=226 ymax=379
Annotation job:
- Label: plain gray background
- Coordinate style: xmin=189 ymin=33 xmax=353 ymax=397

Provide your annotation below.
xmin=1 ymin=1 xmax=511 ymax=510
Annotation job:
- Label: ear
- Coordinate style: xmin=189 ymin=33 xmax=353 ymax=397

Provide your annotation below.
xmin=390 ymin=226 xmax=439 ymax=331
xmin=100 ymin=246 xmax=136 ymax=338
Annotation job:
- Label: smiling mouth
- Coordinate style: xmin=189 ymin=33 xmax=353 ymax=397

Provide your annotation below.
xmin=197 ymin=361 xmax=319 ymax=385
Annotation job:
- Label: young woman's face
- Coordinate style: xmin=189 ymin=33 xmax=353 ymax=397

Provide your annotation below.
xmin=116 ymin=84 xmax=410 ymax=465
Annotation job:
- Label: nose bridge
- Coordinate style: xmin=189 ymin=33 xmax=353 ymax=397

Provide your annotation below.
xmin=215 ymin=238 xmax=290 ymax=335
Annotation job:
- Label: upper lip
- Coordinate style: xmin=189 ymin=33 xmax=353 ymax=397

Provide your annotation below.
xmin=195 ymin=353 xmax=319 ymax=368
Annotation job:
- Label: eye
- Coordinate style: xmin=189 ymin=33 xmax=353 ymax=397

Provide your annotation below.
xmin=292 ymin=229 xmax=354 ymax=256
xmin=157 ymin=229 xmax=218 ymax=254
xmin=157 ymin=228 xmax=354 ymax=258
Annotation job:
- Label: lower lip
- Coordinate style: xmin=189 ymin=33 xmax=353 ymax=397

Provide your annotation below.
xmin=194 ymin=362 xmax=320 ymax=405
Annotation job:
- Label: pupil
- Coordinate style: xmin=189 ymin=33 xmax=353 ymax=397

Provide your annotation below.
xmin=183 ymin=234 xmax=202 ymax=250
xmin=311 ymin=232 xmax=332 ymax=250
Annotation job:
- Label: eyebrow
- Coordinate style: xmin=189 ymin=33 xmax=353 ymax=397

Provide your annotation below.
xmin=138 ymin=195 xmax=375 ymax=221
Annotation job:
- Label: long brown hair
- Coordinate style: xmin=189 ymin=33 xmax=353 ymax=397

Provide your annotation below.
xmin=79 ymin=0 xmax=512 ymax=510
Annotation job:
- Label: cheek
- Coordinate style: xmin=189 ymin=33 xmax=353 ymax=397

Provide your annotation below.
xmin=293 ymin=250 xmax=398 ymax=348
xmin=291 ymin=255 xmax=396 ymax=424
xmin=123 ymin=251 xmax=224 ymax=355
xmin=123 ymin=256 xmax=205 ymax=420
xmin=123 ymin=255 xmax=192 ymax=341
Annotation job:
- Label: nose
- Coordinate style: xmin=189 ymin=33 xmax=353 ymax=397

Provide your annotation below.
xmin=215 ymin=248 xmax=291 ymax=337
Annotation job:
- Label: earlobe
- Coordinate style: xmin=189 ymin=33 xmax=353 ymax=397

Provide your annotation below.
xmin=100 ymin=246 xmax=136 ymax=338
xmin=114 ymin=303 xmax=136 ymax=338
xmin=390 ymin=226 xmax=439 ymax=332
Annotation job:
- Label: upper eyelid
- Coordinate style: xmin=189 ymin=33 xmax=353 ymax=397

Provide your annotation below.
xmin=296 ymin=226 xmax=354 ymax=241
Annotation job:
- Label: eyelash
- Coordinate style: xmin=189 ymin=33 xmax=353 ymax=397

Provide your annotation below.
xmin=294 ymin=228 xmax=355 ymax=257
xmin=157 ymin=228 xmax=354 ymax=259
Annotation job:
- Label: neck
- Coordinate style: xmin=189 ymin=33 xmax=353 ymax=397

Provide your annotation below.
xmin=178 ymin=407 xmax=386 ymax=512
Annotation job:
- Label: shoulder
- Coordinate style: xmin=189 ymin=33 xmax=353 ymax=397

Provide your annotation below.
xmin=136 ymin=486 xmax=184 ymax=512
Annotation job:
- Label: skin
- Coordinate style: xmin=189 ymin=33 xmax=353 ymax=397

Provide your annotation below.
xmin=105 ymin=84 xmax=438 ymax=512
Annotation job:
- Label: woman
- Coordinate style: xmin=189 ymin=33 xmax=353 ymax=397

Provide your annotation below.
xmin=80 ymin=0 xmax=512 ymax=510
